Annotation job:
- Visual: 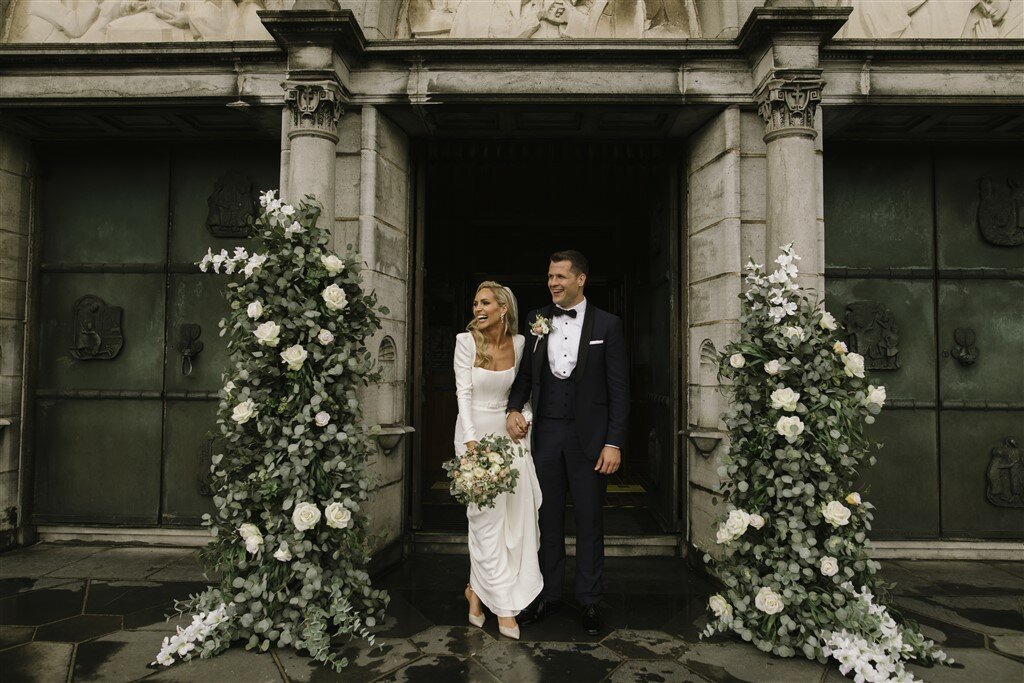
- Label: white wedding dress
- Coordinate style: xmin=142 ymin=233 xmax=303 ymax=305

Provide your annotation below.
xmin=453 ymin=332 xmax=543 ymax=617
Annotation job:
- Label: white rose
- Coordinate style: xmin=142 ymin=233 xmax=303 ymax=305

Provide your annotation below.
xmin=317 ymin=329 xmax=334 ymax=345
xmin=322 ymin=284 xmax=348 ymax=311
xmin=238 ymin=523 xmax=262 ymax=554
xmin=819 ymin=310 xmax=838 ymax=331
xmin=715 ymin=525 xmax=733 ymax=545
xmin=321 ymin=254 xmax=345 ymax=275
xmin=280 ymin=344 xmax=308 ymax=371
xmin=231 ymin=399 xmax=257 ymax=424
xmin=845 ymin=492 xmax=862 ymax=507
xmin=324 ymin=502 xmax=352 ymax=530
xmin=723 ymin=509 xmax=751 ymax=539
xmin=487 ymin=452 xmax=502 ymax=464
xmin=709 ymin=594 xmax=732 ymax=620
xmin=473 ymin=466 xmax=487 ymax=479
xmin=775 ymin=415 xmax=805 ymax=443
xmin=822 ymin=501 xmax=852 ymax=527
xmin=833 ymin=341 xmax=848 ymax=355
xmin=864 ymin=385 xmax=886 ymax=409
xmin=292 ymin=502 xmax=321 ymax=532
xmin=782 ymin=326 xmax=805 ymax=343
xmin=769 ymin=387 xmax=800 ymax=412
xmin=820 ymin=556 xmax=839 ymax=577
xmin=754 ymin=586 xmax=784 ymax=615
xmin=284 ymin=220 xmax=304 ymax=238
xmin=843 ymin=352 xmax=866 ymax=378
xmin=314 ymin=411 xmax=331 ymax=427
xmin=273 ymin=544 xmax=292 ymax=562
xmin=729 ymin=353 xmax=745 ymax=369
xmin=764 ymin=359 xmax=782 ymax=376
xmin=253 ymin=321 xmax=281 ymax=347
xmin=246 ymin=301 xmax=263 ymax=320
xmin=749 ymin=514 xmax=765 ymax=530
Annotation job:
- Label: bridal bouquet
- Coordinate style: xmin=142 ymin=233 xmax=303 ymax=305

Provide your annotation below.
xmin=444 ymin=435 xmax=523 ymax=509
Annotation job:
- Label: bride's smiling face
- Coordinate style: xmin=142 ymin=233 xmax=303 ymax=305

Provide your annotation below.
xmin=472 ymin=288 xmax=506 ymax=333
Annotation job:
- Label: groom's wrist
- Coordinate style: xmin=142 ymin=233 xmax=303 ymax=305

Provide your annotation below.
xmin=603 ymin=444 xmax=620 ymax=450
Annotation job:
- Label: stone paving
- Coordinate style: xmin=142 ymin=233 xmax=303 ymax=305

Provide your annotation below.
xmin=0 ymin=544 xmax=1022 ymax=682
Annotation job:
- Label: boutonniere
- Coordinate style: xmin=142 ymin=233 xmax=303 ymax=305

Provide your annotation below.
xmin=530 ymin=314 xmax=552 ymax=338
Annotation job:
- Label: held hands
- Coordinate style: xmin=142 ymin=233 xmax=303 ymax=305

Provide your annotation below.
xmin=595 ymin=446 xmax=621 ymax=475
xmin=505 ymin=411 xmax=530 ymax=443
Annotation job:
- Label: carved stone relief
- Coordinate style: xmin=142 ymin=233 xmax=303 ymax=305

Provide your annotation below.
xmin=978 ymin=176 xmax=1024 ymax=247
xmin=843 ymin=300 xmax=899 ymax=371
xmin=756 ymin=76 xmax=824 ymax=137
xmin=284 ymin=82 xmax=344 ymax=142
xmin=207 ymin=171 xmax=258 ymax=239
xmin=70 ymin=295 xmax=123 ymax=360
xmin=828 ymin=0 xmax=1023 ymax=39
xmin=378 ymin=335 xmax=397 ymax=382
xmin=396 ymin=0 xmax=700 ymax=39
xmin=1 ymin=0 xmax=296 ymax=44
xmin=698 ymin=338 xmax=717 ymax=385
xmin=985 ymin=437 xmax=1023 ymax=508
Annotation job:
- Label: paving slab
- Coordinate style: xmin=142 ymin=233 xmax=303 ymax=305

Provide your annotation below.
xmin=894 ymin=560 xmax=1024 ymax=594
xmin=0 ymin=580 xmax=85 ymax=626
xmin=377 ymin=654 xmax=497 ymax=681
xmin=906 ymin=647 xmax=1024 ymax=682
xmin=677 ymin=641 xmax=827 ymax=682
xmin=276 ymin=638 xmax=421 ymax=682
xmin=0 ymin=624 xmax=34 ymax=649
xmin=73 ymin=628 xmax=171 ymax=682
xmin=0 ymin=576 xmax=81 ymax=598
xmin=601 ymin=629 xmax=689 ymax=660
xmin=410 ymin=625 xmax=495 ymax=657
xmin=0 ymin=641 xmax=74 ymax=682
xmin=608 ymin=658 xmax=707 ymax=682
xmin=0 ymin=545 xmax=106 ymax=578
xmin=475 ymin=641 xmax=622 ymax=682
xmin=146 ymin=551 xmax=210 ymax=583
xmin=49 ymin=547 xmax=194 ymax=580
xmin=34 ymin=613 xmax=123 ymax=643
xmin=896 ymin=595 xmax=1024 ymax=638
xmin=145 ymin=647 xmax=282 ymax=682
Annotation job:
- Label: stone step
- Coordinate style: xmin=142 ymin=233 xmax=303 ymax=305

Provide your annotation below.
xmin=413 ymin=532 xmax=682 ymax=557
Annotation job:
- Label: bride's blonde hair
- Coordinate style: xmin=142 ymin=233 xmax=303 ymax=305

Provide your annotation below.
xmin=466 ymin=281 xmax=518 ymax=368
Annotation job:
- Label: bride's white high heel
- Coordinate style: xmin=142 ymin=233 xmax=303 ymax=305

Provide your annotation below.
xmin=498 ymin=620 xmax=520 ymax=640
xmin=465 ymin=585 xmax=485 ymax=628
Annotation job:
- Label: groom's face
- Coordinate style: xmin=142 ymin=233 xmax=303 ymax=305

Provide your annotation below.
xmin=548 ymin=260 xmax=586 ymax=308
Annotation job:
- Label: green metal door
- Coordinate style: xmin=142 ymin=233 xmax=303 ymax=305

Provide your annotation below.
xmin=824 ymin=144 xmax=1024 ymax=540
xmin=32 ymin=142 xmax=277 ymax=526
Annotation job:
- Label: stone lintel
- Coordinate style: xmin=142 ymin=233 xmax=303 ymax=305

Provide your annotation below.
xmin=259 ymin=9 xmax=367 ymax=69
xmin=737 ymin=6 xmax=852 ymax=67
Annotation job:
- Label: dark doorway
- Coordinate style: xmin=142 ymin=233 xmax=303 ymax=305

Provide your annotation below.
xmin=414 ymin=140 xmax=683 ymax=536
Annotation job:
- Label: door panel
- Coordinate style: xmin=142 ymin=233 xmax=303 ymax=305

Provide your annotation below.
xmin=162 ymin=400 xmax=219 ymax=525
xmin=33 ymin=399 xmax=162 ymax=524
xmin=164 ymin=273 xmax=231 ymax=392
xmin=40 ymin=147 xmax=169 ymax=265
xmin=36 ymin=273 xmax=166 ymax=392
xmin=940 ymin=410 xmax=1024 ymax=538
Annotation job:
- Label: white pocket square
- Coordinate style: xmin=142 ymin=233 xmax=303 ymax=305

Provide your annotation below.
xmin=589 ymin=340 xmax=604 ymax=345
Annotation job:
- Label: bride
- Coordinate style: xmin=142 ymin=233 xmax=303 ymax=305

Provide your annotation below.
xmin=453 ymin=281 xmax=543 ymax=640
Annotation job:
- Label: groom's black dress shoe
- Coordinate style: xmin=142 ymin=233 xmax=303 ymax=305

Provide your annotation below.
xmin=581 ymin=604 xmax=603 ymax=635
xmin=519 ymin=599 xmax=558 ymax=626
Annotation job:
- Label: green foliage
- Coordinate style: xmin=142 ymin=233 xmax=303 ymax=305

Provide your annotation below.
xmin=159 ymin=192 xmax=388 ymax=672
xmin=702 ymin=245 xmax=946 ymax=679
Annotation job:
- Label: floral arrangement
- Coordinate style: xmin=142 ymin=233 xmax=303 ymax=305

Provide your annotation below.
xmin=702 ymin=245 xmax=949 ymax=682
xmin=444 ymin=434 xmax=523 ymax=509
xmin=152 ymin=191 xmax=389 ymax=672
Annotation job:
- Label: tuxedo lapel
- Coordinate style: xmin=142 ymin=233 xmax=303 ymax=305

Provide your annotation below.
xmin=532 ymin=305 xmax=554 ymax=388
xmin=572 ymin=303 xmax=596 ymax=383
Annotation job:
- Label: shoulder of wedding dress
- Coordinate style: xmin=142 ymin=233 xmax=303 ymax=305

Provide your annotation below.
xmin=455 ymin=331 xmax=475 ymax=349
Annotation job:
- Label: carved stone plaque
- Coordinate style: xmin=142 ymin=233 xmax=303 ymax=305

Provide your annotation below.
xmin=844 ymin=300 xmax=900 ymax=371
xmin=206 ymin=171 xmax=258 ymax=238
xmin=986 ymin=437 xmax=1023 ymax=508
xmin=70 ymin=295 xmax=123 ymax=360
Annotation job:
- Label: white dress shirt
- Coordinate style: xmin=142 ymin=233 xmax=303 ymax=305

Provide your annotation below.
xmin=547 ymin=298 xmax=587 ymax=379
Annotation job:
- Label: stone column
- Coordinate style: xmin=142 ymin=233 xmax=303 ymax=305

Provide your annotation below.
xmin=756 ymin=71 xmax=824 ymax=287
xmin=283 ymin=80 xmax=344 ymax=224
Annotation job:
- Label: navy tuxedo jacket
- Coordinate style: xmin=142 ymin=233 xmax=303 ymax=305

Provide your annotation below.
xmin=508 ymin=302 xmax=630 ymax=459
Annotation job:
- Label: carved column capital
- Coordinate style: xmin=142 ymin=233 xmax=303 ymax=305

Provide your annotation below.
xmin=755 ymin=72 xmax=824 ymax=142
xmin=284 ymin=81 xmax=345 ymax=142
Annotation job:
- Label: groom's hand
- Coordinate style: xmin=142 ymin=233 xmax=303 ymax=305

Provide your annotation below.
xmin=595 ymin=446 xmax=621 ymax=475
xmin=506 ymin=411 xmax=528 ymax=443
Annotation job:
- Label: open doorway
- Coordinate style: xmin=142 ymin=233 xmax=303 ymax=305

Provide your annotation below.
xmin=414 ymin=139 xmax=684 ymax=536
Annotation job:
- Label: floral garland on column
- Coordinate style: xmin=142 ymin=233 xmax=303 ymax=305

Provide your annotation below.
xmin=703 ymin=245 xmax=950 ymax=682
xmin=152 ymin=192 xmax=389 ymax=672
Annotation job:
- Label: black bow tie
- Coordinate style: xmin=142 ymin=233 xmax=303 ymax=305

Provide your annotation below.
xmin=553 ymin=307 xmax=577 ymax=318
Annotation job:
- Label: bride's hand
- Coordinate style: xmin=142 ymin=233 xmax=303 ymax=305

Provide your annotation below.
xmin=505 ymin=411 xmax=527 ymax=443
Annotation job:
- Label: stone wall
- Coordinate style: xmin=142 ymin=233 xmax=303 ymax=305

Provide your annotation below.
xmin=335 ymin=106 xmax=412 ymax=559
xmin=0 ymin=130 xmax=32 ymax=550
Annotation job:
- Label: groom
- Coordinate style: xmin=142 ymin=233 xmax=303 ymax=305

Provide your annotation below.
xmin=506 ymin=250 xmax=629 ymax=635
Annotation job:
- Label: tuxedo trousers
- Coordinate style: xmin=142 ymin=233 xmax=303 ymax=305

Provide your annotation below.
xmin=532 ymin=417 xmax=605 ymax=605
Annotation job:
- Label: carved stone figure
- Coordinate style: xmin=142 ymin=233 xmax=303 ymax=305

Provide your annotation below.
xmin=71 ymin=295 xmax=124 ymax=360
xmin=986 ymin=437 xmax=1023 ymax=508
xmin=1 ymin=0 xmax=289 ymax=43
xmin=207 ymin=170 xmax=258 ymax=238
xmin=396 ymin=0 xmax=460 ymax=38
xmin=978 ymin=176 xmax=1024 ymax=247
xmin=830 ymin=0 xmax=1023 ymax=39
xmin=843 ymin=300 xmax=899 ymax=371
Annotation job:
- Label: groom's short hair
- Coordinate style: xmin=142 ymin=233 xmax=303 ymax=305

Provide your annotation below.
xmin=550 ymin=250 xmax=589 ymax=277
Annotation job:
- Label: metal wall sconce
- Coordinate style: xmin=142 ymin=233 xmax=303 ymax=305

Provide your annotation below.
xmin=688 ymin=431 xmax=723 ymax=458
xmin=375 ymin=424 xmax=415 ymax=455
